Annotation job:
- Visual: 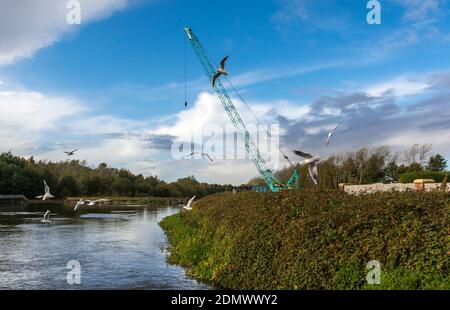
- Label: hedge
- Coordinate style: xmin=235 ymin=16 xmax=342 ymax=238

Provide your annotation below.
xmin=399 ymin=171 xmax=448 ymax=183
xmin=160 ymin=189 xmax=450 ymax=290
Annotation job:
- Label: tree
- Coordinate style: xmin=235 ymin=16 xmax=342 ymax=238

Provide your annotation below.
xmin=403 ymin=144 xmax=433 ymax=165
xmin=57 ymin=175 xmax=80 ymax=197
xmin=427 ymin=154 xmax=448 ymax=171
xmin=383 ymin=161 xmax=399 ymax=183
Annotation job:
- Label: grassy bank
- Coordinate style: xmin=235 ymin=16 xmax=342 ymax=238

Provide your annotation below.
xmin=160 ymin=189 xmax=450 ymax=290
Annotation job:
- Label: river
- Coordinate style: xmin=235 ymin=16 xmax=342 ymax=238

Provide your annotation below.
xmin=0 ymin=205 xmax=211 ymax=290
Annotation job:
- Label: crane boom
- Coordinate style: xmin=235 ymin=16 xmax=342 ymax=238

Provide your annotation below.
xmin=184 ymin=27 xmax=298 ymax=192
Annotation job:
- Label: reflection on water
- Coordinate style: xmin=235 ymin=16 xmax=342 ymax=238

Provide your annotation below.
xmin=0 ymin=205 xmax=211 ymax=290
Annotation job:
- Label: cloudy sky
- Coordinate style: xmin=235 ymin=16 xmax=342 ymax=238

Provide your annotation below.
xmin=0 ymin=0 xmax=449 ymax=185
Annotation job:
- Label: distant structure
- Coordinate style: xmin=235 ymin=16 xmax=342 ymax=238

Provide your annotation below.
xmin=0 ymin=195 xmax=29 ymax=207
xmin=341 ymin=179 xmax=450 ymax=194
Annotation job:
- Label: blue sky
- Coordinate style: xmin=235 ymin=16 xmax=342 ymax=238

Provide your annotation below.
xmin=0 ymin=0 xmax=449 ymax=184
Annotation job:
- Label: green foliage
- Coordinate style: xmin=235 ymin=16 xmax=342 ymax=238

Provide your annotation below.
xmin=399 ymin=171 xmax=448 ymax=183
xmin=161 ymin=189 xmax=450 ymax=290
xmin=427 ymin=154 xmax=448 ymax=172
xmin=0 ymin=152 xmax=232 ymax=198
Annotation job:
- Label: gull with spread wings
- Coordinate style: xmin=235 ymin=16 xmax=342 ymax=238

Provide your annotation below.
xmin=64 ymin=149 xmax=78 ymax=156
xmin=183 ymin=196 xmax=196 ymax=211
xmin=212 ymin=56 xmax=229 ymax=87
xmin=292 ymin=150 xmax=320 ymax=186
xmin=184 ymin=152 xmax=214 ymax=162
xmin=325 ymin=124 xmax=340 ymax=147
xmin=36 ymin=180 xmax=54 ymax=200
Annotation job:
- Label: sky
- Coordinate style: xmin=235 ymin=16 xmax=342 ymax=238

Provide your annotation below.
xmin=0 ymin=0 xmax=449 ymax=185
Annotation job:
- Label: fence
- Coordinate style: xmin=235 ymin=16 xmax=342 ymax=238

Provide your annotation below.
xmin=0 ymin=195 xmax=29 ymax=207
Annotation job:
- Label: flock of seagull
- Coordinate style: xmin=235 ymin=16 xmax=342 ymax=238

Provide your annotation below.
xmin=39 ymin=56 xmax=340 ymax=219
xmin=37 ymin=177 xmax=112 ymax=223
xmin=37 ymin=148 xmax=110 ymax=222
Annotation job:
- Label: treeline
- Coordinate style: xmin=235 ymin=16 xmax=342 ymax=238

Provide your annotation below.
xmin=0 ymin=152 xmax=233 ymax=198
xmin=250 ymin=144 xmax=448 ymax=188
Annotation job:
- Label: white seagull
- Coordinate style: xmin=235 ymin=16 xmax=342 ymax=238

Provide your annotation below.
xmin=64 ymin=149 xmax=78 ymax=156
xmin=182 ymin=196 xmax=196 ymax=211
xmin=325 ymin=124 xmax=340 ymax=147
xmin=212 ymin=56 xmax=229 ymax=87
xmin=293 ymin=150 xmax=320 ymax=186
xmin=73 ymin=199 xmax=86 ymax=211
xmin=41 ymin=210 xmax=51 ymax=223
xmin=184 ymin=152 xmax=214 ymax=162
xmin=36 ymin=180 xmax=54 ymax=200
xmin=74 ymin=198 xmax=110 ymax=211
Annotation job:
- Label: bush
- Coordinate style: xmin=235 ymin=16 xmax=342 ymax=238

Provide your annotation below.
xmin=161 ymin=189 xmax=450 ymax=290
xmin=399 ymin=171 xmax=448 ymax=183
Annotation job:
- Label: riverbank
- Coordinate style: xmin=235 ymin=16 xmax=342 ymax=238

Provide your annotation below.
xmin=160 ymin=189 xmax=450 ymax=290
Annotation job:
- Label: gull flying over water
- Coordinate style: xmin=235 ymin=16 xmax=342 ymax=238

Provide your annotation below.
xmin=41 ymin=210 xmax=51 ymax=223
xmin=325 ymin=124 xmax=340 ymax=147
xmin=184 ymin=152 xmax=214 ymax=162
xmin=64 ymin=149 xmax=78 ymax=156
xmin=293 ymin=150 xmax=320 ymax=186
xmin=212 ymin=56 xmax=229 ymax=88
xmin=74 ymin=199 xmax=86 ymax=211
xmin=36 ymin=180 xmax=54 ymax=200
xmin=74 ymin=198 xmax=111 ymax=211
xmin=183 ymin=196 xmax=196 ymax=211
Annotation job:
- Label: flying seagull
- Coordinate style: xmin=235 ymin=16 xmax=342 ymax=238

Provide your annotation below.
xmin=86 ymin=200 xmax=98 ymax=206
xmin=212 ymin=56 xmax=229 ymax=88
xmin=325 ymin=124 xmax=340 ymax=147
xmin=41 ymin=210 xmax=51 ymax=223
xmin=74 ymin=198 xmax=110 ymax=211
xmin=293 ymin=150 xmax=320 ymax=185
xmin=74 ymin=199 xmax=85 ymax=211
xmin=36 ymin=180 xmax=54 ymax=200
xmin=183 ymin=196 xmax=196 ymax=211
xmin=184 ymin=152 xmax=214 ymax=162
xmin=64 ymin=149 xmax=78 ymax=156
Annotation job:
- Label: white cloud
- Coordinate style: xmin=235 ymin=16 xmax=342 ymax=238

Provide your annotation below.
xmin=230 ymin=61 xmax=341 ymax=88
xmin=396 ymin=0 xmax=441 ymax=21
xmin=0 ymin=0 xmax=131 ymax=66
xmin=366 ymin=76 xmax=431 ymax=97
xmin=0 ymin=90 xmax=86 ymax=153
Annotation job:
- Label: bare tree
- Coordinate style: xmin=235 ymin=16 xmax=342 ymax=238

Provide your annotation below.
xmin=355 ymin=148 xmax=368 ymax=184
xmin=419 ymin=144 xmax=433 ymax=163
xmin=402 ymin=144 xmax=433 ymax=165
xmin=403 ymin=144 xmax=420 ymax=164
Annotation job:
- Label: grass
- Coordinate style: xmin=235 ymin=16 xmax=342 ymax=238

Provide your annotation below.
xmin=160 ymin=189 xmax=450 ymax=290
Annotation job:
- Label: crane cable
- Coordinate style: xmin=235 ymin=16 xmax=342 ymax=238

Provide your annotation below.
xmin=184 ymin=34 xmax=188 ymax=107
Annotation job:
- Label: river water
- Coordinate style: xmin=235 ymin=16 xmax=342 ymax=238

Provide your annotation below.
xmin=0 ymin=205 xmax=211 ymax=290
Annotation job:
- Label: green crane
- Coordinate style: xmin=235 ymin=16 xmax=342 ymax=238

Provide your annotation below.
xmin=184 ymin=27 xmax=298 ymax=192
